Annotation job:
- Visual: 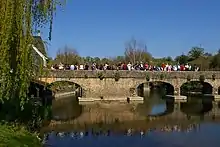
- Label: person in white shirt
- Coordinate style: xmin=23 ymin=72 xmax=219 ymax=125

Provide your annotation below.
xmin=104 ymin=63 xmax=108 ymax=70
xmin=75 ymin=65 xmax=79 ymax=70
xmin=127 ymin=62 xmax=132 ymax=71
xmin=70 ymin=64 xmax=75 ymax=70
xmin=188 ymin=65 xmax=192 ymax=71
xmin=58 ymin=63 xmax=64 ymax=70
xmin=177 ymin=64 xmax=180 ymax=71
xmin=79 ymin=64 xmax=84 ymax=70
xmin=173 ymin=65 xmax=177 ymax=71
xmin=185 ymin=63 xmax=189 ymax=71
xmin=140 ymin=62 xmax=144 ymax=70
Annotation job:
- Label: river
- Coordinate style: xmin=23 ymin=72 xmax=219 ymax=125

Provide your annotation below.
xmin=41 ymin=90 xmax=220 ymax=147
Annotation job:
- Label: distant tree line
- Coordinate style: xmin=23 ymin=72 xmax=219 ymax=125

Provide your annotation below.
xmin=48 ymin=38 xmax=220 ymax=71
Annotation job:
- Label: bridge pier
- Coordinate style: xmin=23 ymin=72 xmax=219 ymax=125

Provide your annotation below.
xmin=213 ymin=87 xmax=218 ymax=95
xmin=143 ymin=83 xmax=150 ymax=92
xmin=166 ymin=87 xmax=187 ymax=100
xmin=174 ymin=87 xmax=181 ymax=96
xmin=212 ymin=102 xmax=219 ymax=115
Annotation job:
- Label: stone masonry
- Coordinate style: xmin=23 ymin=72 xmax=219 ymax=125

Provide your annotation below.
xmin=39 ymin=70 xmax=220 ymax=98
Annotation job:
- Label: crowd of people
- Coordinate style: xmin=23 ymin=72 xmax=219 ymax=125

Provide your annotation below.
xmin=50 ymin=62 xmax=200 ymax=71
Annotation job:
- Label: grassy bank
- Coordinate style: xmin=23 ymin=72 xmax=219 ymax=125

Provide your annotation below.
xmin=0 ymin=124 xmax=42 ymax=147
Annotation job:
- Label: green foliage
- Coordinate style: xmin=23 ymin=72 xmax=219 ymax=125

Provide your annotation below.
xmin=0 ymin=0 xmax=64 ymax=110
xmin=153 ymin=57 xmax=175 ymax=66
xmin=189 ymin=56 xmax=212 ymax=71
xmin=159 ymin=74 xmax=164 ymax=80
xmin=175 ymin=54 xmax=189 ymax=64
xmin=145 ymin=74 xmax=150 ymax=81
xmin=0 ymin=0 xmax=63 ymax=135
xmin=84 ymin=74 xmax=88 ymax=79
xmin=97 ymin=72 xmax=105 ymax=80
xmin=0 ymin=95 xmax=52 ymax=131
xmin=181 ymin=81 xmax=204 ymax=94
xmin=0 ymin=124 xmax=41 ymax=147
xmin=188 ymin=47 xmax=204 ymax=60
xmin=187 ymin=75 xmax=191 ymax=81
xmin=114 ymin=72 xmax=120 ymax=81
xmin=210 ymin=52 xmax=220 ymax=69
xmin=48 ymin=81 xmax=78 ymax=92
xmin=212 ymin=74 xmax=216 ymax=80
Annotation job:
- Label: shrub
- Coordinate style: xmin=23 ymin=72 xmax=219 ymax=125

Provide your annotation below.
xmin=84 ymin=74 xmax=88 ymax=79
xmin=114 ymin=72 xmax=120 ymax=82
xmin=212 ymin=74 xmax=216 ymax=81
xmin=199 ymin=75 xmax=205 ymax=82
xmin=187 ymin=75 xmax=191 ymax=81
xmin=146 ymin=74 xmax=150 ymax=81
xmin=97 ymin=72 xmax=104 ymax=80
xmin=159 ymin=74 xmax=164 ymax=80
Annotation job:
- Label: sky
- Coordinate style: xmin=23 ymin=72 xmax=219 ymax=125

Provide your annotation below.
xmin=41 ymin=0 xmax=220 ymax=59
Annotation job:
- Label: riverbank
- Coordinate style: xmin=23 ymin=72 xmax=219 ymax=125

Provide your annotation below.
xmin=0 ymin=124 xmax=41 ymax=147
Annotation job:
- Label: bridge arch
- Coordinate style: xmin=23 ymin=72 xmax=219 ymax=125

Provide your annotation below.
xmin=29 ymin=80 xmax=54 ymax=105
xmin=29 ymin=80 xmax=53 ymax=97
xmin=180 ymin=81 xmax=213 ymax=96
xmin=136 ymin=81 xmax=174 ymax=97
xmin=47 ymin=80 xmax=84 ymax=98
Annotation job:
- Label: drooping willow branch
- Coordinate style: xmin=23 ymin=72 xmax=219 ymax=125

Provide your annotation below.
xmin=0 ymin=0 xmax=65 ymax=108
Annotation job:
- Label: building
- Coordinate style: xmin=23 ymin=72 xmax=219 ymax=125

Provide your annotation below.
xmin=32 ymin=35 xmax=48 ymax=67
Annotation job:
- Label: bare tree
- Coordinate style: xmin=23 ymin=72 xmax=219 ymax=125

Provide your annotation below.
xmin=54 ymin=46 xmax=81 ymax=65
xmin=124 ymin=37 xmax=152 ymax=64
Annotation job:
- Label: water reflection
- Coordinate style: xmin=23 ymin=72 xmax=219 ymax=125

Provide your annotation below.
xmin=42 ymin=92 xmax=220 ymax=147
xmin=52 ymin=98 xmax=82 ymax=120
xmin=180 ymin=98 xmax=213 ymax=116
xmin=136 ymin=90 xmax=175 ymax=117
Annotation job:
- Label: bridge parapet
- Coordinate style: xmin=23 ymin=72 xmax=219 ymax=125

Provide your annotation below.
xmin=42 ymin=70 xmax=220 ymax=79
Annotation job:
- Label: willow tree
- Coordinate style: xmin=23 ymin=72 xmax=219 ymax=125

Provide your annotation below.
xmin=0 ymin=0 xmax=65 ymax=110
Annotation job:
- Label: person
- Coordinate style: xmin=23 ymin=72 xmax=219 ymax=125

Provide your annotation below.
xmin=70 ymin=64 xmax=75 ymax=70
xmin=127 ymin=62 xmax=132 ymax=71
xmin=58 ymin=62 xmax=64 ymax=70
xmin=79 ymin=64 xmax=84 ymax=70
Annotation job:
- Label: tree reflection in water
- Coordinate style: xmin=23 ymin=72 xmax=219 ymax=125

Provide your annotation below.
xmin=180 ymin=97 xmax=213 ymax=117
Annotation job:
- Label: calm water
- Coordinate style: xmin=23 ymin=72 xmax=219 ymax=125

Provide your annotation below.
xmin=42 ymin=90 xmax=220 ymax=147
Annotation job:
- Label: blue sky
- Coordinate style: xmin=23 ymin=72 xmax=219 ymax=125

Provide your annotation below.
xmin=41 ymin=0 xmax=220 ymax=59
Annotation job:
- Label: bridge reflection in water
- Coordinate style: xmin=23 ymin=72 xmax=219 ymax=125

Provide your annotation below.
xmin=41 ymin=91 xmax=220 ymax=147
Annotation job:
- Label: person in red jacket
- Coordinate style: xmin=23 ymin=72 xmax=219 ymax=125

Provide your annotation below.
xmin=161 ymin=63 xmax=165 ymax=71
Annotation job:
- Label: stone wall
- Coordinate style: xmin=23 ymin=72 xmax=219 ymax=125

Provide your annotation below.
xmin=42 ymin=70 xmax=220 ymax=79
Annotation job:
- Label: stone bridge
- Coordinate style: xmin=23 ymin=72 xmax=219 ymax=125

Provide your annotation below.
xmin=39 ymin=70 xmax=220 ymax=98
